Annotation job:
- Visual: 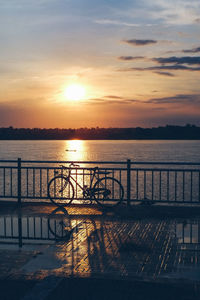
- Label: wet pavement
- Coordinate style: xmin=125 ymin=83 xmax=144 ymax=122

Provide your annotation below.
xmin=0 ymin=202 xmax=200 ymax=299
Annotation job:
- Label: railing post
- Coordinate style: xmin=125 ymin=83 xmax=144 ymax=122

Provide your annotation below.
xmin=17 ymin=158 xmax=21 ymax=205
xmin=127 ymin=159 xmax=131 ymax=206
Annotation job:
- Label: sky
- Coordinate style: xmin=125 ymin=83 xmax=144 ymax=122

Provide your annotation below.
xmin=0 ymin=0 xmax=200 ymax=128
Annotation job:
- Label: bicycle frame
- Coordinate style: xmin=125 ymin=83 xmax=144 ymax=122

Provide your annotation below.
xmin=62 ymin=167 xmax=103 ymax=194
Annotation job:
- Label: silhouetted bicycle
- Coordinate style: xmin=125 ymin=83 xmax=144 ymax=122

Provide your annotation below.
xmin=48 ymin=162 xmax=124 ymax=208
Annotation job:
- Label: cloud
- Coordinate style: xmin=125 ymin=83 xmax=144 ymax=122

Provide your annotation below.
xmin=120 ymin=65 xmax=200 ymax=72
xmin=148 ymin=0 xmax=200 ymax=25
xmin=123 ymin=39 xmax=157 ymax=46
xmin=95 ymin=19 xmax=141 ymax=27
xmin=154 ymin=71 xmax=175 ymax=77
xmin=182 ymin=46 xmax=200 ymax=53
xmin=89 ymin=96 xmax=140 ymax=106
xmin=88 ymin=93 xmax=200 ymax=109
xmin=103 ymin=95 xmax=124 ymax=99
xmin=147 ymin=94 xmax=200 ymax=105
xmin=118 ymin=56 xmax=145 ymax=61
xmin=153 ymin=56 xmax=200 ymax=65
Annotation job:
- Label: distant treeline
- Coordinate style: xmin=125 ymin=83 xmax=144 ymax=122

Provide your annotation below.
xmin=0 ymin=125 xmax=200 ymax=140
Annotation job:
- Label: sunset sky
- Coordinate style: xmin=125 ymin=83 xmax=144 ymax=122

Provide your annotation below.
xmin=1 ymin=0 xmax=200 ymax=128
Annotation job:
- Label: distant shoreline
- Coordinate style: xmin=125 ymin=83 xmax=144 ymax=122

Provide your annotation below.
xmin=0 ymin=125 xmax=200 ymax=140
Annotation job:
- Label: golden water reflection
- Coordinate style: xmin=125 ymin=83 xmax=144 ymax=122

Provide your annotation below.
xmin=64 ymin=140 xmax=90 ymax=202
xmin=64 ymin=140 xmax=86 ymax=162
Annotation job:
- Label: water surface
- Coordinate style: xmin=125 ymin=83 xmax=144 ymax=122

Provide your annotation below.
xmin=0 ymin=140 xmax=200 ymax=162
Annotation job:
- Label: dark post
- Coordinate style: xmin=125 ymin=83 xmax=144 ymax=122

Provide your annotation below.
xmin=127 ymin=159 xmax=131 ymax=206
xmin=17 ymin=158 xmax=21 ymax=205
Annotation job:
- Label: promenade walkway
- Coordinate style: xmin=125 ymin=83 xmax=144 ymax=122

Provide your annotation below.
xmin=0 ymin=202 xmax=200 ymax=299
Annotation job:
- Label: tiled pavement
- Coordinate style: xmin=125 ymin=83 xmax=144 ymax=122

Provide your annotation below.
xmin=0 ymin=203 xmax=200 ymax=299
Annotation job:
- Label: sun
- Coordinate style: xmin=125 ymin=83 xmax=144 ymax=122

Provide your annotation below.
xmin=63 ymin=84 xmax=86 ymax=101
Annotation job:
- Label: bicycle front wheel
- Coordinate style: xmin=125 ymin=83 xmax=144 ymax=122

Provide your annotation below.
xmin=93 ymin=177 xmax=124 ymax=208
xmin=48 ymin=176 xmax=74 ymax=206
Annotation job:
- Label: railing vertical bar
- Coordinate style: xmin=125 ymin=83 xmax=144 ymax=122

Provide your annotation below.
xmin=182 ymin=224 xmax=185 ymax=243
xmin=54 ymin=170 xmax=56 ymax=198
xmin=47 ymin=169 xmax=49 ymax=197
xmin=17 ymin=158 xmax=21 ymax=204
xmin=61 ymin=168 xmax=64 ymax=198
xmin=26 ymin=168 xmax=29 ymax=197
xmin=127 ymin=159 xmax=131 ymax=206
xmin=112 ymin=169 xmax=114 ymax=198
xmin=175 ymin=171 xmax=177 ymax=202
xmin=152 ymin=171 xmax=154 ymax=202
xmin=159 ymin=171 xmax=162 ymax=201
xmin=76 ymin=168 xmax=77 ymax=199
xmin=190 ymin=171 xmax=193 ymax=202
xmin=199 ymin=171 xmax=200 ymax=202
xmin=119 ymin=170 xmax=122 ymax=199
xmin=183 ymin=172 xmax=185 ymax=202
xmin=83 ymin=168 xmax=85 ymax=187
xmin=167 ymin=171 xmax=169 ymax=202
xmin=136 ymin=169 xmax=138 ymax=200
xmin=40 ymin=169 xmax=42 ymax=198
xmin=10 ymin=168 xmax=13 ymax=196
xmin=144 ymin=170 xmax=146 ymax=200
xmin=3 ymin=168 xmax=5 ymax=196
xmin=33 ymin=168 xmax=35 ymax=197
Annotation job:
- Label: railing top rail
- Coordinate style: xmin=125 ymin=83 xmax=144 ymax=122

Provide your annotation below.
xmin=0 ymin=159 xmax=200 ymax=166
xmin=0 ymin=160 xmax=19 ymax=163
xmin=132 ymin=161 xmax=200 ymax=166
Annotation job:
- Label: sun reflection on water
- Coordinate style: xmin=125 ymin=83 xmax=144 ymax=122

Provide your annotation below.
xmin=64 ymin=140 xmax=88 ymax=201
xmin=65 ymin=140 xmax=86 ymax=162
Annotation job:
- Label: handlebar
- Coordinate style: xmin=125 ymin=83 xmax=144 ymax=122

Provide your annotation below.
xmin=59 ymin=164 xmax=110 ymax=175
xmin=59 ymin=163 xmax=80 ymax=169
xmin=69 ymin=163 xmax=80 ymax=168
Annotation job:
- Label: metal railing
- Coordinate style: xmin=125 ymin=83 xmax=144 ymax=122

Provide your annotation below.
xmin=0 ymin=159 xmax=200 ymax=205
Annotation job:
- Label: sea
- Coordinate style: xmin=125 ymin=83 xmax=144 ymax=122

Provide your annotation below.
xmin=0 ymin=140 xmax=200 ymax=162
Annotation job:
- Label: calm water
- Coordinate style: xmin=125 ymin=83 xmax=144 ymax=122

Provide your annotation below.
xmin=0 ymin=140 xmax=200 ymax=162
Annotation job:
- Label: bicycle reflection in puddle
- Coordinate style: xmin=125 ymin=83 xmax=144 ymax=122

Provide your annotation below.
xmin=48 ymin=206 xmax=85 ymax=242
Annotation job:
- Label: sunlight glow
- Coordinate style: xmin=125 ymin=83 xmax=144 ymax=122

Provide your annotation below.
xmin=65 ymin=140 xmax=86 ymax=161
xmin=63 ymin=84 xmax=86 ymax=101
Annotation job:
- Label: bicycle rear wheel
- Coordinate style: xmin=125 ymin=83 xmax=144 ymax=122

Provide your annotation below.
xmin=93 ymin=177 xmax=124 ymax=208
xmin=48 ymin=175 xmax=74 ymax=206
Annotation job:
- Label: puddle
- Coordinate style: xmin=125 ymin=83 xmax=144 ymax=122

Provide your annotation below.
xmin=1 ymin=210 xmax=200 ymax=281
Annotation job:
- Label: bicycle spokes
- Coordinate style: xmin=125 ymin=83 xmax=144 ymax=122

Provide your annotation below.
xmin=93 ymin=177 xmax=124 ymax=208
xmin=48 ymin=176 xmax=74 ymax=206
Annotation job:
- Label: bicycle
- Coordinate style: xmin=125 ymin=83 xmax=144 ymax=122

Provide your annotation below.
xmin=48 ymin=162 xmax=124 ymax=208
